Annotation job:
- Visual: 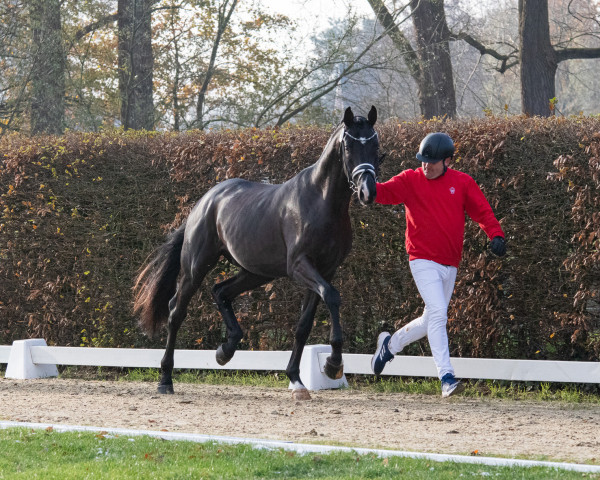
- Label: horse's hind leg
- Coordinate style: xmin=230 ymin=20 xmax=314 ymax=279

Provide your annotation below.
xmin=158 ymin=271 xmax=200 ymax=394
xmin=158 ymin=248 xmax=218 ymax=394
xmin=212 ymin=269 xmax=272 ymax=365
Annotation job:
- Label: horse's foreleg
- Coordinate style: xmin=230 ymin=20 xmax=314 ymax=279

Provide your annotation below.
xmin=212 ymin=270 xmax=271 ymax=365
xmin=159 ymin=273 xmax=198 ymax=394
xmin=322 ymin=285 xmax=344 ymax=380
xmin=286 ymin=290 xmax=319 ymax=399
xmin=290 ymin=257 xmax=344 ymax=382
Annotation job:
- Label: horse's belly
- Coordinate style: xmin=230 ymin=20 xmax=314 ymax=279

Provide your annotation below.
xmin=218 ymin=206 xmax=288 ymax=277
xmin=225 ymin=241 xmax=288 ymax=277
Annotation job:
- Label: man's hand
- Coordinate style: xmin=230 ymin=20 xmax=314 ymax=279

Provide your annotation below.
xmin=490 ymin=236 xmax=506 ymax=257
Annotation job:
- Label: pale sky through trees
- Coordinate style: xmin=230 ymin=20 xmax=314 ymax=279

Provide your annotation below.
xmin=261 ymin=0 xmax=373 ymax=32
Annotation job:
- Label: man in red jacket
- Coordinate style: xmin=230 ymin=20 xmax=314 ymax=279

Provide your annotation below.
xmin=371 ymin=132 xmax=506 ymax=397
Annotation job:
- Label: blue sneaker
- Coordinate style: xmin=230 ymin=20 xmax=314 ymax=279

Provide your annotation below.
xmin=441 ymin=373 xmax=465 ymax=398
xmin=371 ymin=332 xmax=394 ymax=375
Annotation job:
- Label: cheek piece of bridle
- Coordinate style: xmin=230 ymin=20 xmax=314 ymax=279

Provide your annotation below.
xmin=341 ymin=130 xmax=378 ymax=194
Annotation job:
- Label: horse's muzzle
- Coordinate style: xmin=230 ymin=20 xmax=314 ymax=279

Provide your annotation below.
xmin=356 ymin=172 xmax=377 ymax=205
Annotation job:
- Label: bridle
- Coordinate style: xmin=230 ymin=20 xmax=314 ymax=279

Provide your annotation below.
xmin=344 ymin=131 xmax=378 ymax=145
xmin=341 ymin=129 xmax=378 ymax=193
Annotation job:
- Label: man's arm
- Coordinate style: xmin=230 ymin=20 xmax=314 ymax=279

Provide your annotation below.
xmin=375 ymin=171 xmax=409 ymax=205
xmin=464 ymin=177 xmax=505 ymax=241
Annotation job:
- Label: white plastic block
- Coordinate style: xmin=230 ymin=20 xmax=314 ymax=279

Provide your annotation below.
xmin=289 ymin=344 xmax=348 ymax=391
xmin=5 ymin=339 xmax=58 ymax=379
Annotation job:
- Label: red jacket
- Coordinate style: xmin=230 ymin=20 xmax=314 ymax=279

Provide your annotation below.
xmin=376 ymin=167 xmax=504 ymax=268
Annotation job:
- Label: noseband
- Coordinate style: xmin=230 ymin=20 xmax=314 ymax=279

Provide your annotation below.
xmin=341 ymin=130 xmax=378 ymax=193
xmin=351 ymin=163 xmax=377 ymax=186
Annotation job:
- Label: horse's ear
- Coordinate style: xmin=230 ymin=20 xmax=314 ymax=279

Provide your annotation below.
xmin=343 ymin=107 xmax=354 ymax=127
xmin=368 ymin=106 xmax=377 ymax=126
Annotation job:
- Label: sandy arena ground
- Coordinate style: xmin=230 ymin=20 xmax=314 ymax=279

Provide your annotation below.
xmin=1 ymin=378 xmax=600 ymax=464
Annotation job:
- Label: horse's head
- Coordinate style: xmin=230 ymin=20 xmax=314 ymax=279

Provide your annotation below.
xmin=340 ymin=106 xmax=380 ymax=205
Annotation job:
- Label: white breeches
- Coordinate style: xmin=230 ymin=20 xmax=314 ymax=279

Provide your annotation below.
xmin=389 ymin=259 xmax=457 ymax=379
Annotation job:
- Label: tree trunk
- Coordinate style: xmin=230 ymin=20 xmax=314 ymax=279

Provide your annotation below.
xmin=169 ymin=11 xmax=181 ymax=131
xmin=519 ymin=0 xmax=557 ymax=116
xmin=409 ymin=0 xmax=456 ymax=119
xmin=30 ymin=0 xmax=65 ymax=135
xmin=118 ymin=0 xmax=155 ymax=130
xmin=368 ymin=0 xmax=456 ymax=119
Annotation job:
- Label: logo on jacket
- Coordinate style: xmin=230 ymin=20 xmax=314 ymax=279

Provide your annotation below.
xmin=449 ymin=187 xmax=456 ymax=195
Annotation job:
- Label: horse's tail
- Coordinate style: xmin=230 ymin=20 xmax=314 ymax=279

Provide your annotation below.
xmin=133 ymin=221 xmax=186 ymax=336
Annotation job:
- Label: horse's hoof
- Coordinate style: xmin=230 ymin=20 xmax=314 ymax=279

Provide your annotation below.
xmin=292 ymin=388 xmax=312 ymax=401
xmin=216 ymin=345 xmax=234 ymax=366
xmin=324 ymin=357 xmax=344 ymax=380
xmin=157 ymin=384 xmax=174 ymax=395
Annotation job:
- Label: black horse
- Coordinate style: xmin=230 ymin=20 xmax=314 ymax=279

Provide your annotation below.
xmin=133 ymin=106 xmax=380 ymax=399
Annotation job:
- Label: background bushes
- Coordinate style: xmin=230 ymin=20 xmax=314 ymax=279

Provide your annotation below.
xmin=1 ymin=116 xmax=599 ymax=361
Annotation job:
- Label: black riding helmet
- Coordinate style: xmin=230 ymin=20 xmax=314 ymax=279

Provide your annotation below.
xmin=416 ymin=132 xmax=455 ymax=163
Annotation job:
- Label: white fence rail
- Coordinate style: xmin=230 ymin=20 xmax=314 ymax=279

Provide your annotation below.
xmin=0 ymin=345 xmax=10 ymax=363
xmin=1 ymin=340 xmax=599 ymax=390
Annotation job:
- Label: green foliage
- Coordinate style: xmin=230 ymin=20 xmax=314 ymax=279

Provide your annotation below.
xmin=152 ymin=0 xmax=295 ymax=130
xmin=0 ymin=0 xmax=304 ymax=133
xmin=1 ymin=116 xmax=599 ymax=362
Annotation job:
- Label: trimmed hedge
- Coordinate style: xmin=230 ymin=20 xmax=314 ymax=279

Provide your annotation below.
xmin=1 ymin=116 xmax=599 ymax=361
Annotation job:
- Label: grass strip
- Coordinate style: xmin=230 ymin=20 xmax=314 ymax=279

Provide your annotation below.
xmin=0 ymin=427 xmax=596 ymax=480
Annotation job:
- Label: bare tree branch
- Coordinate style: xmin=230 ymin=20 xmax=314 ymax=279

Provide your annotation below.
xmin=73 ymin=4 xmax=184 ymax=42
xmin=365 ymin=0 xmax=420 ymax=81
xmin=557 ymin=47 xmax=600 ymax=62
xmin=195 ymin=0 xmax=238 ymax=130
xmin=74 ymin=13 xmax=118 ymax=42
xmin=450 ymin=32 xmax=518 ymax=74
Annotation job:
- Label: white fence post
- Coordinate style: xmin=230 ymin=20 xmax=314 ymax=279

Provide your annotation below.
xmin=5 ymin=339 xmax=58 ymax=380
xmin=290 ymin=344 xmax=348 ymax=391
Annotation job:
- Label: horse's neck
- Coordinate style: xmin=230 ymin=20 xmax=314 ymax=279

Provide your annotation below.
xmin=310 ymin=131 xmax=352 ymax=206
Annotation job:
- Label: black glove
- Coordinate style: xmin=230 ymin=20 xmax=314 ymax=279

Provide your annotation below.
xmin=490 ymin=236 xmax=506 ymax=257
